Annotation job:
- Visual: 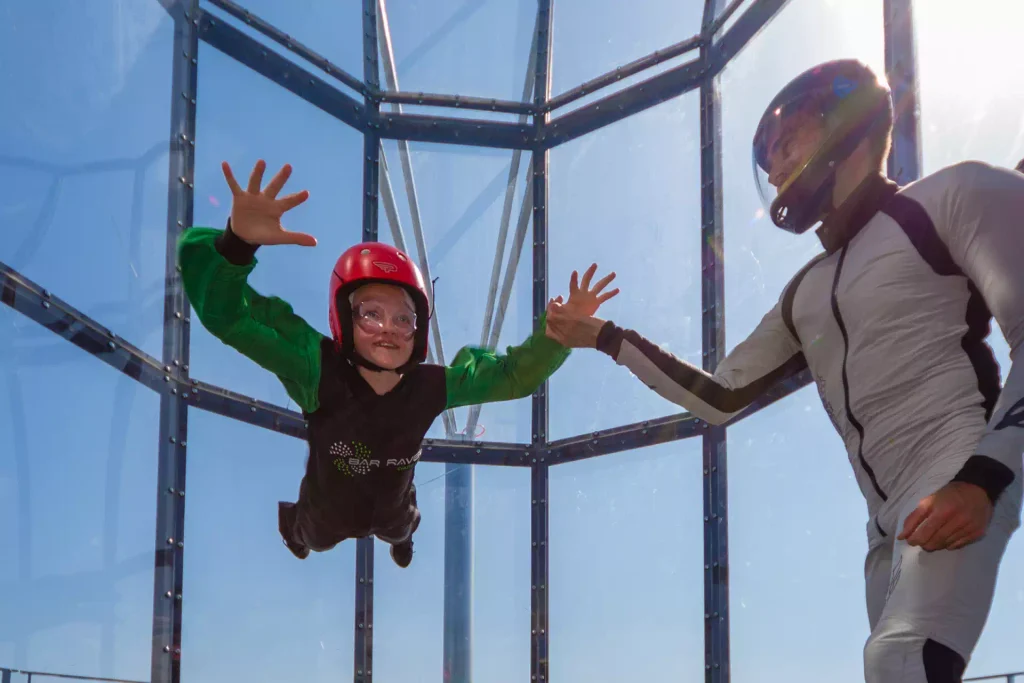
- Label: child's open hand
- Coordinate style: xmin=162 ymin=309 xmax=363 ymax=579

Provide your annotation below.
xmin=544 ymin=264 xmax=618 ymax=348
xmin=553 ymin=263 xmax=619 ymax=317
xmin=222 ymin=160 xmax=317 ymax=247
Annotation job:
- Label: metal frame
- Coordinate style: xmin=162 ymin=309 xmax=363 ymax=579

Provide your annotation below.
xmin=884 ymin=0 xmax=922 ymax=185
xmin=700 ymin=4 xmax=728 ymax=681
xmin=0 ymin=0 xmax=930 ymax=682
xmin=189 ymin=0 xmax=792 ymax=152
xmin=150 ymin=3 xmax=198 ymax=682
xmin=355 ymin=3 xmax=381 ymax=678
xmin=530 ymin=4 xmax=554 ymax=682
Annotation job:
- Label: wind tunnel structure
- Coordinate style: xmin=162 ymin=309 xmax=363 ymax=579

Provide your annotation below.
xmin=2 ymin=1 xmax=1023 ymax=683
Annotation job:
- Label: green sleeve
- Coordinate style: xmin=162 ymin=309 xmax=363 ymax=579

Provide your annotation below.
xmin=176 ymin=226 xmax=323 ymax=413
xmin=443 ymin=313 xmax=571 ymax=409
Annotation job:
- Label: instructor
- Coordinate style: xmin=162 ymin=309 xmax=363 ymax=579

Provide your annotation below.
xmin=546 ymin=59 xmax=1024 ymax=682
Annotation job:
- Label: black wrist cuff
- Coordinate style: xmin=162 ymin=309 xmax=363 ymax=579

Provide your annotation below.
xmin=215 ymin=218 xmax=259 ymax=265
xmin=952 ymin=455 xmax=1015 ymax=504
xmin=596 ymin=321 xmax=624 ymax=358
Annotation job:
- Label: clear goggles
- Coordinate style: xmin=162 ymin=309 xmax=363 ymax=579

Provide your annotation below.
xmin=352 ymin=300 xmax=417 ymax=339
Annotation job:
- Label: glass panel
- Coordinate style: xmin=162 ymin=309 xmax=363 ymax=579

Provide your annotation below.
xmin=378 ymin=140 xmax=535 ymax=444
xmin=0 ymin=305 xmax=160 ymax=680
xmin=180 ymin=410 xmax=355 ymax=683
xmin=728 ymin=398 xmax=870 ymax=681
xmin=552 ymin=1 xmax=705 ymax=97
xmin=189 ymin=41 xmax=363 ymax=409
xmin=548 ymin=93 xmax=702 ymax=441
xmin=717 ymin=0 xmax=746 ymax=17
xmin=371 ymin=462 xmax=444 ymax=681
xmin=0 ymin=2 xmax=173 ymax=361
xmin=916 ymin=4 xmax=1024 ymax=676
xmin=372 ymin=465 xmax=532 ymax=683
xmin=548 ymin=51 xmax=702 ymax=118
xmin=223 ymin=0 xmax=364 ymax=81
xmin=720 ymin=1 xmax=884 ymax=681
xmin=381 ymin=0 xmax=536 ymax=102
xmin=471 ymin=466 xmax=531 ymax=683
xmin=715 ymin=0 xmax=755 ymax=38
xmin=916 ymin=1 xmax=1024 ymax=172
xmin=549 ymin=441 xmax=705 ymax=680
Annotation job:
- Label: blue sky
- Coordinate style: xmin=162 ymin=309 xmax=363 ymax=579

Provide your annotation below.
xmin=1 ymin=1 xmax=1023 ymax=682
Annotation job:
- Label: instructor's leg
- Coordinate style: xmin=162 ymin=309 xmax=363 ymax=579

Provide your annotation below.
xmin=864 ymin=521 xmax=895 ymax=633
xmin=862 ymin=482 xmax=1021 ymax=683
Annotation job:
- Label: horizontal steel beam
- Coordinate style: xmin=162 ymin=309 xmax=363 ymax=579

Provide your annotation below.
xmin=1 ymin=261 xmax=168 ymax=395
xmin=541 ymin=57 xmax=707 ymax=148
xmin=377 ymin=90 xmax=535 ymax=116
xmin=373 ymin=111 xmax=536 ymax=149
xmin=184 ymin=378 xmax=308 ymax=438
xmin=198 ymin=10 xmax=536 ymax=150
xmin=204 ymin=0 xmax=367 ymax=96
xmin=544 ymin=33 xmax=704 ymax=114
xmin=421 ymin=441 xmax=532 ymax=466
xmin=196 ymin=9 xmax=367 ymax=130
xmin=708 ymin=0 xmax=792 ymax=73
xmin=544 ymin=411 xmax=707 ymax=464
xmin=541 ymin=367 xmax=813 ymax=465
xmin=0 ymin=667 xmax=146 ymax=683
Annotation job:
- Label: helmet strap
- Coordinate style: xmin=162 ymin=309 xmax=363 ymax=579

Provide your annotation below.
xmin=347 ymin=350 xmax=393 ymax=374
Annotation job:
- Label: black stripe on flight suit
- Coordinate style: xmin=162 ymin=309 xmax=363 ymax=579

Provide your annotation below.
xmin=780 ymin=253 xmax=828 ymax=344
xmin=598 ymin=325 xmax=808 ymax=414
xmin=922 ymin=639 xmax=966 ymax=682
xmin=831 ymin=247 xmax=889 ymax=503
xmin=881 ymin=195 xmax=1002 ymax=418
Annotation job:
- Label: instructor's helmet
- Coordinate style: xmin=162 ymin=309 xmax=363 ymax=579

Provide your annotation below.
xmin=328 ymin=242 xmax=431 ymax=373
xmin=752 ymin=59 xmax=894 ymax=234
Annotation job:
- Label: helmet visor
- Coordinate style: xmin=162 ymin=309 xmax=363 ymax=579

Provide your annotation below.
xmin=752 ymin=94 xmax=831 ymax=232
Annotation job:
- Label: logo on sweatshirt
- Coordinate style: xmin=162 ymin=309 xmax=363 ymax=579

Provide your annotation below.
xmin=331 ymin=440 xmax=421 ymax=476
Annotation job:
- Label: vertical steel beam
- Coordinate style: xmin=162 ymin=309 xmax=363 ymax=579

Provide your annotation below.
xmin=700 ymin=1 xmax=728 ymax=680
xmin=355 ymin=2 xmax=380 ymax=682
xmin=362 ymin=0 xmax=382 ymax=241
xmin=531 ymin=1 xmax=554 ymax=682
xmin=151 ymin=2 xmax=197 ymax=682
xmin=354 ymin=537 xmax=375 ymax=683
xmin=443 ymin=459 xmax=474 ymax=683
xmin=883 ymin=0 xmax=921 ymax=184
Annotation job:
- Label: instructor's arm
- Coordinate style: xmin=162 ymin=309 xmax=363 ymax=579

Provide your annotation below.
xmin=545 ymin=286 xmax=806 ymax=425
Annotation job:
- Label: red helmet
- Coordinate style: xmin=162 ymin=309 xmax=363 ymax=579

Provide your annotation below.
xmin=328 ymin=242 xmax=431 ymax=370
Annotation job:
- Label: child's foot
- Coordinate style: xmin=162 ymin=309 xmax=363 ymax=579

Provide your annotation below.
xmin=383 ymin=506 xmax=420 ymax=568
xmin=390 ymin=539 xmax=414 ymax=568
xmin=278 ymin=502 xmax=310 ymax=560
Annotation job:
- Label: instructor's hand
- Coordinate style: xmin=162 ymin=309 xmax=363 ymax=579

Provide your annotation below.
xmin=898 ymin=481 xmax=994 ymax=552
xmin=223 ymin=160 xmax=317 ymax=247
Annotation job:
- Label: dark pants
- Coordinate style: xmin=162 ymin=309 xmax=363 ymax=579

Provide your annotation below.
xmin=279 ymin=483 xmax=420 ymax=552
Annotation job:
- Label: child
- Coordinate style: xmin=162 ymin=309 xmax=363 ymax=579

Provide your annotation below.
xmin=177 ymin=160 xmax=618 ymax=567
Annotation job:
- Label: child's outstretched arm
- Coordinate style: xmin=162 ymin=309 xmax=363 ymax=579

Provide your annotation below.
xmin=177 ymin=160 xmax=324 ymax=413
xmin=444 ymin=264 xmax=618 ymax=409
